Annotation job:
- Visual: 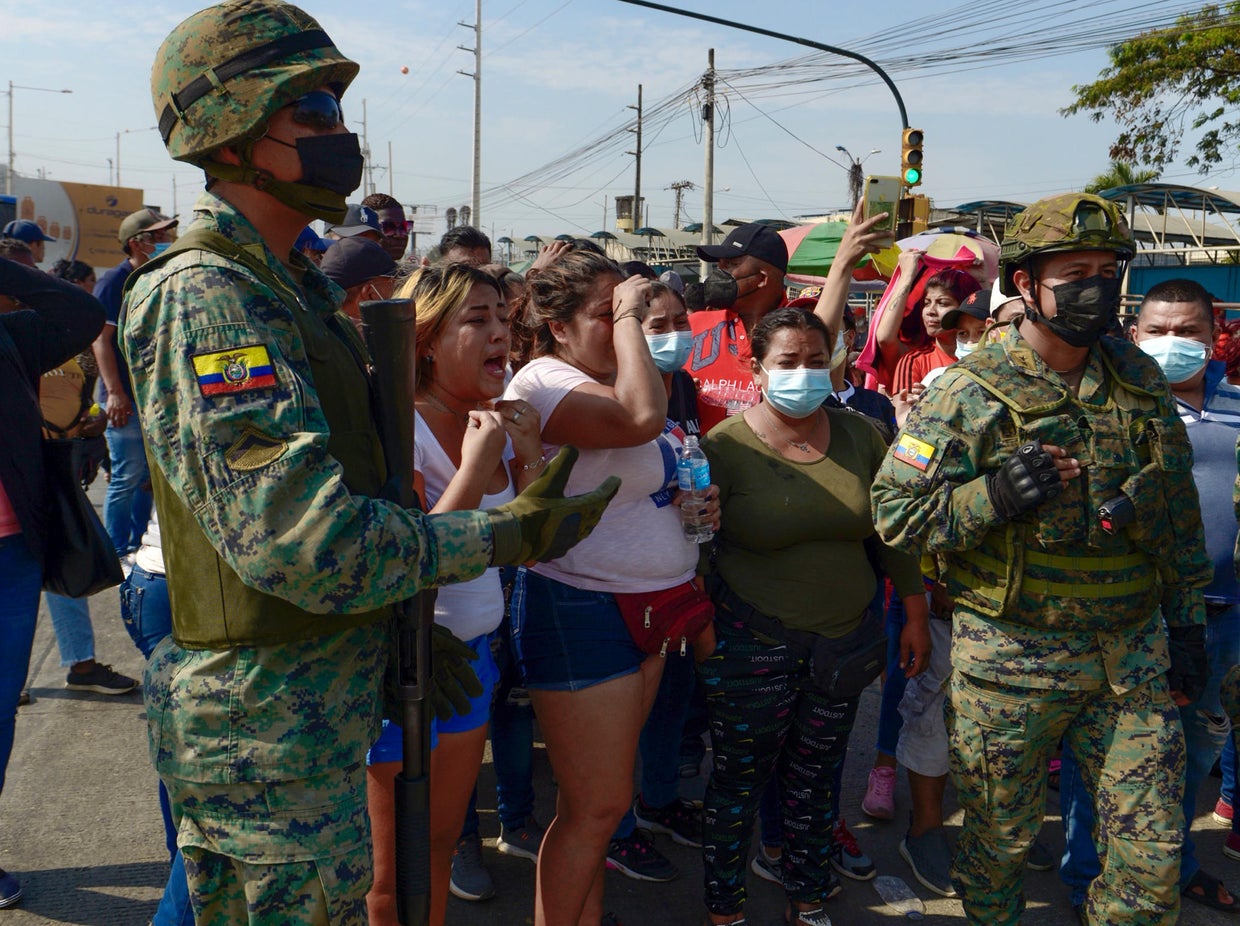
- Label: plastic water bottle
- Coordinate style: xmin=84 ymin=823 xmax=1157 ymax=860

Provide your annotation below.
xmin=676 ymin=435 xmax=714 ymax=544
xmin=874 ymin=875 xmax=925 ymax=918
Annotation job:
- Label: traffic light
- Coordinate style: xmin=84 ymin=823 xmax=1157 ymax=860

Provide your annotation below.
xmin=901 ymin=128 xmax=924 ymax=188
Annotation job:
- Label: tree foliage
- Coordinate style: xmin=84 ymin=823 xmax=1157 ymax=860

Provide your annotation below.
xmin=1083 ymin=161 xmax=1160 ymax=193
xmin=1062 ymin=3 xmax=1240 ymax=174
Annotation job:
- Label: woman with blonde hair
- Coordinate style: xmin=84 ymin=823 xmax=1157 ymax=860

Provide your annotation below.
xmin=365 ymin=262 xmax=547 ymax=926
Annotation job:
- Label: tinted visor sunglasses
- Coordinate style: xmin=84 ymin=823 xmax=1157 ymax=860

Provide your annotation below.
xmin=286 ymin=91 xmax=344 ymax=131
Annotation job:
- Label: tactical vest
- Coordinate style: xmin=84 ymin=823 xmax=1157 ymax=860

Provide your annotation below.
xmin=124 ymin=226 xmax=390 ymax=648
xmin=943 ymin=337 xmax=1195 ymax=632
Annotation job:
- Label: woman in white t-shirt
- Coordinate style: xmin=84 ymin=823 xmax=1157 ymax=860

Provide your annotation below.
xmin=365 ymin=263 xmax=546 ymax=926
xmin=504 ymin=250 xmax=707 ymax=926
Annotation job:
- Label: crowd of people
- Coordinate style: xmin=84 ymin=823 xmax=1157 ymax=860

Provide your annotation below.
xmin=3 ymin=3 xmax=1240 ymax=926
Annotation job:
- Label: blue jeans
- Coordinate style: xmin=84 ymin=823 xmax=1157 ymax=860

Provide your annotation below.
xmin=45 ymin=591 xmax=95 ymax=666
xmin=877 ymin=593 xmax=909 ymax=757
xmin=0 ymin=534 xmax=42 ymax=798
xmin=103 ymin=417 xmax=152 ymax=556
xmin=614 ymin=649 xmax=696 ymax=840
xmin=119 ymin=563 xmax=192 ymax=925
xmin=461 ymin=621 xmax=538 ymax=838
xmin=1222 ymin=738 xmax=1238 ymax=832
xmin=1060 ymin=607 xmax=1240 ymax=902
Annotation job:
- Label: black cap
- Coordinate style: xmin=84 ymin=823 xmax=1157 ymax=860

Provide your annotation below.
xmin=320 ymin=237 xmax=396 ymax=290
xmin=941 ymin=289 xmax=992 ymax=330
xmin=695 ymin=222 xmax=788 ymax=273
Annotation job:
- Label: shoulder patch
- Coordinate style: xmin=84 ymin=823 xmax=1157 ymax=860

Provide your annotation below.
xmin=192 ymin=344 xmax=277 ymax=397
xmin=893 ymin=433 xmax=937 ymax=472
xmin=224 ymin=427 xmax=288 ymax=472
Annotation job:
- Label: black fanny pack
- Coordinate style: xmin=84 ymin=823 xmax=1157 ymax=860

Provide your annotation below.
xmin=707 ymin=576 xmax=886 ymax=700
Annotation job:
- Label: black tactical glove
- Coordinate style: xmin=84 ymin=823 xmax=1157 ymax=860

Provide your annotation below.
xmin=1167 ymin=624 xmax=1208 ymax=705
xmin=488 ymin=446 xmax=620 ymax=565
xmin=429 ymin=623 xmax=484 ymax=722
xmin=986 ymin=439 xmax=1063 ymax=522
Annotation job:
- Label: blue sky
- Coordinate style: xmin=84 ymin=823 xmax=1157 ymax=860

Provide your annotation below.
xmin=5 ymin=0 xmax=1234 ymax=242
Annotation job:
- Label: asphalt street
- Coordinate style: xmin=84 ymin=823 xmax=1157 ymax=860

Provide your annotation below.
xmin=2 ymin=486 xmax=1238 ymax=924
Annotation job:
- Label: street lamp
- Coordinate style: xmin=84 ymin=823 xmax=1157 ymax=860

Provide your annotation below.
xmin=115 ymin=126 xmax=158 ymax=187
xmin=6 ymin=81 xmax=74 ymax=195
xmin=836 ymin=145 xmax=882 ymax=209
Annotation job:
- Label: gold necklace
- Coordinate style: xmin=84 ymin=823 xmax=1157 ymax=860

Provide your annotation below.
xmin=420 ymin=389 xmax=473 ymax=424
xmin=759 ymin=404 xmax=817 ymax=453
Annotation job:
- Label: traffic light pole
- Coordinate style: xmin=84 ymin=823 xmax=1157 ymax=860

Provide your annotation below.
xmin=615 ymin=0 xmax=909 ymax=131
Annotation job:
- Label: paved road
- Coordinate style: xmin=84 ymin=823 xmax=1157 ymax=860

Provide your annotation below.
xmin=3 ymin=489 xmax=1239 ymax=924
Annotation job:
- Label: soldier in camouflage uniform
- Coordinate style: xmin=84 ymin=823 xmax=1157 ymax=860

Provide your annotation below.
xmin=871 ymin=192 xmax=1212 ymax=926
xmin=121 ymin=3 xmax=617 ymax=923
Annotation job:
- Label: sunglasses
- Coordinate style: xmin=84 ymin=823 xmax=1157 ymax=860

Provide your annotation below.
xmin=379 ymin=219 xmax=411 ymax=235
xmin=287 ymin=91 xmax=344 ymax=131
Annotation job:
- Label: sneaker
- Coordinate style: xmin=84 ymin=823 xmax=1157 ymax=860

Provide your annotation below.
xmin=633 ymin=796 xmax=703 ymax=848
xmin=830 ymin=817 xmax=876 ymax=881
xmin=497 ymin=817 xmax=545 ymax=863
xmin=861 ymin=766 xmax=896 ymax=821
xmin=0 ymin=869 xmax=21 ymax=909
xmin=679 ymin=737 xmax=706 ymax=779
xmin=449 ymin=834 xmax=495 ymax=901
xmin=786 ymin=905 xmax=832 ymax=926
xmin=1216 ymin=798 xmax=1235 ymax=828
xmin=64 ymin=662 xmax=139 ymax=695
xmin=750 ymin=844 xmax=782 ymax=885
xmin=1026 ymin=840 xmax=1055 ymax=872
xmin=1225 ymin=832 xmax=1240 ymax=862
xmin=900 ymin=827 xmax=958 ymax=898
xmin=605 ymin=830 xmax=677 ymax=882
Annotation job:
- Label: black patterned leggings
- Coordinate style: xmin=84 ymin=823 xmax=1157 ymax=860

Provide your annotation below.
xmin=698 ymin=612 xmax=860 ymax=915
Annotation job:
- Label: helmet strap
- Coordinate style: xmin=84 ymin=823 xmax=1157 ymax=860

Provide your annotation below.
xmin=198 ymin=136 xmax=348 ymax=225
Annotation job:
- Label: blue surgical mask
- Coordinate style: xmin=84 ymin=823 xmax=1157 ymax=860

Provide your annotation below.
xmin=1139 ymin=334 xmax=1210 ymax=385
xmin=645 ymin=331 xmax=693 ymax=373
xmin=759 ymin=364 xmax=834 ymax=418
xmin=830 ymin=329 xmax=848 ymax=371
xmin=955 ymin=338 xmax=976 ymax=359
xmin=151 ymin=241 xmax=171 ymax=257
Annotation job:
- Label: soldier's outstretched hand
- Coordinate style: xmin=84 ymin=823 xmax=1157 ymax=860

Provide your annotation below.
xmin=487 ymin=446 xmax=620 ymax=566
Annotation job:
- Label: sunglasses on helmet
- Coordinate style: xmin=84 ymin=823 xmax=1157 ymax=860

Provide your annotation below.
xmin=286 ymin=91 xmax=344 ymax=131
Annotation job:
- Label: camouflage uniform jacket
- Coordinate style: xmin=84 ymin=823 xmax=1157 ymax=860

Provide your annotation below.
xmin=121 ymin=191 xmax=494 ymax=783
xmin=872 ymin=328 xmax=1210 ymax=694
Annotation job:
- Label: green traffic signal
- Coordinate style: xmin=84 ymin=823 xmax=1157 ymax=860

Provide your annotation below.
xmin=904 ymin=166 xmax=922 ymax=185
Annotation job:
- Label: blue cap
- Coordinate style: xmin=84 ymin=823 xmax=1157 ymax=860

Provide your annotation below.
xmin=2 ymin=220 xmax=54 ymax=243
xmin=327 ymin=204 xmax=381 ymax=238
xmin=295 ymin=226 xmax=329 ymax=252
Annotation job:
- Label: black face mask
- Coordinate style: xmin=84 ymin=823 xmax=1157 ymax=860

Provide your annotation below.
xmin=684 ymin=267 xmax=739 ymax=311
xmin=1027 ymin=274 xmax=1122 ymax=348
xmin=222 ymin=131 xmax=365 ymax=224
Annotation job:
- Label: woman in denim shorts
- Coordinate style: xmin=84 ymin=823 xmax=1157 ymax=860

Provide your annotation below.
xmin=504 ymin=251 xmax=713 ymax=926
xmin=365 ymin=264 xmax=548 ymax=926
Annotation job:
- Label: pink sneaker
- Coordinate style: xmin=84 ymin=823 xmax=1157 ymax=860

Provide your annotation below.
xmin=1225 ymin=832 xmax=1240 ymax=862
xmin=1215 ymin=798 xmax=1234 ymax=828
xmin=862 ymin=766 xmax=896 ymax=820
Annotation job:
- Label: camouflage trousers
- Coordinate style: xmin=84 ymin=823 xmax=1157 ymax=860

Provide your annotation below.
xmin=164 ymin=765 xmax=373 ymax=926
xmin=948 ymin=671 xmax=1184 ymax=926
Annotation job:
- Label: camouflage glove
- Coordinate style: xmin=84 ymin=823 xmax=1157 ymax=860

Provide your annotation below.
xmin=1166 ymin=624 xmax=1208 ymax=705
xmin=429 ymin=624 xmax=483 ymax=722
xmin=986 ymin=439 xmax=1062 ymax=521
xmin=487 ymin=446 xmax=620 ymax=565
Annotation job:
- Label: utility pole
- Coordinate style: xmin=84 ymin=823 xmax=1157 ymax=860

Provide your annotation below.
xmin=625 ymin=85 xmax=643 ymax=233
xmin=360 ymin=98 xmax=373 ymax=196
xmin=700 ymin=49 xmax=716 ymax=279
xmin=458 ymin=0 xmax=482 ymax=225
xmin=667 ymin=180 xmax=696 ymax=229
xmin=602 ymin=195 xmax=608 ymax=231
xmin=388 ymin=141 xmax=394 ymax=196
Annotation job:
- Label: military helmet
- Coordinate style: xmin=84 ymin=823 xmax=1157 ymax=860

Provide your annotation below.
xmin=999 ymin=193 xmax=1135 ymax=294
xmin=153 ymin=0 xmax=359 ymax=164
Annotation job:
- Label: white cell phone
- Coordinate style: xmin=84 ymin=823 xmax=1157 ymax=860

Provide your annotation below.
xmin=863 ymin=175 xmax=901 ymax=243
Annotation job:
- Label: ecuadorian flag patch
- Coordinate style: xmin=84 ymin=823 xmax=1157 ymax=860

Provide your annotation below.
xmin=893 ymin=434 xmax=936 ymax=472
xmin=192 ymin=345 xmax=277 ymax=398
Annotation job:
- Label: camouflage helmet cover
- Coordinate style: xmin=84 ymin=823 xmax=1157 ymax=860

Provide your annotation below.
xmin=153 ymin=0 xmax=359 ymax=163
xmin=999 ymin=192 xmax=1136 ymax=294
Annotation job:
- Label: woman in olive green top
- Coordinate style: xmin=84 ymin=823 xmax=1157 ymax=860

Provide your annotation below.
xmin=698 ymin=307 xmax=930 ymax=926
